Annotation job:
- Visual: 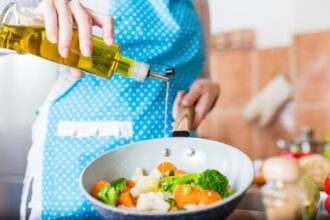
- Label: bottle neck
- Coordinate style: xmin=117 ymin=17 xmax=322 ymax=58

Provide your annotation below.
xmin=116 ymin=55 xmax=169 ymax=82
xmin=114 ymin=55 xmax=150 ymax=82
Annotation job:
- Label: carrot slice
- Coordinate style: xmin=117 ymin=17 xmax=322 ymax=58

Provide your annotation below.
xmin=91 ymin=181 xmax=110 ymax=198
xmin=199 ymin=189 xmax=221 ymax=205
xmin=118 ymin=188 xmax=135 ymax=207
xmin=174 ymin=170 xmax=187 ymax=176
xmin=126 ymin=180 xmax=135 ymax=189
xmin=157 ymin=162 xmax=177 ymax=173
xmin=173 ymin=185 xmax=200 ymax=208
xmin=131 ymin=195 xmax=138 ymax=205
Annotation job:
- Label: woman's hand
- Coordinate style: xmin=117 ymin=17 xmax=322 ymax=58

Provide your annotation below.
xmin=173 ymin=79 xmax=220 ymax=130
xmin=36 ymin=0 xmax=115 ymax=78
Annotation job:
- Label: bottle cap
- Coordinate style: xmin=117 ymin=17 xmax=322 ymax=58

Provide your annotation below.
xmin=263 ymin=156 xmax=301 ymax=182
xmin=130 ymin=61 xmax=150 ymax=82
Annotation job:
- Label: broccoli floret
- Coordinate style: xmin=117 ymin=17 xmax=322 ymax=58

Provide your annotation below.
xmin=98 ymin=185 xmax=118 ymax=206
xmin=166 ymin=198 xmax=176 ymax=207
xmin=168 ymin=169 xmax=175 ymax=176
xmin=111 ymin=178 xmax=126 ymax=192
xmin=160 ymin=169 xmax=229 ymax=197
xmin=98 ymin=178 xmax=126 ymax=206
xmin=196 ymin=169 xmax=228 ymax=197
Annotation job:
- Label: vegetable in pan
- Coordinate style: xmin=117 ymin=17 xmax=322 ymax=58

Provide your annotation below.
xmin=91 ymin=162 xmax=234 ymax=212
xmin=97 ymin=178 xmax=127 ymax=206
xmin=161 ymin=169 xmax=229 ymax=197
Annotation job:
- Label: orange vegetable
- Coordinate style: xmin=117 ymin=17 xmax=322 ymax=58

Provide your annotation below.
xmin=173 ymin=185 xmax=200 ymax=208
xmin=174 ymin=170 xmax=187 ymax=176
xmin=254 ymin=175 xmax=266 ymax=186
xmin=126 ymin=180 xmax=135 ymax=188
xmin=131 ymin=196 xmax=138 ymax=205
xmin=157 ymin=161 xmax=176 ymax=174
xmin=118 ymin=188 xmax=135 ymax=207
xmin=91 ymin=181 xmax=110 ymax=198
xmin=170 ymin=206 xmax=178 ymax=212
xmin=199 ymin=189 xmax=221 ymax=205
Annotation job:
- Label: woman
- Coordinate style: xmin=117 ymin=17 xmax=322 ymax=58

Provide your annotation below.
xmin=18 ymin=0 xmax=220 ymax=219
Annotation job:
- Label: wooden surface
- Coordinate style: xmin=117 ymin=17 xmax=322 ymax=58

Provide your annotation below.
xmin=173 ymin=105 xmax=194 ymax=133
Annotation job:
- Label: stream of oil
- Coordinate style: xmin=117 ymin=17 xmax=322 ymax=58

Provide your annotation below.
xmin=164 ymin=81 xmax=170 ymax=138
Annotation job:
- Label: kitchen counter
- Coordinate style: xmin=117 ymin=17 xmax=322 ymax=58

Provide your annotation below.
xmin=228 ymin=210 xmax=265 ymax=220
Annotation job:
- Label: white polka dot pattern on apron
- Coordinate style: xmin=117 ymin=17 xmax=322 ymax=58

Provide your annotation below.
xmin=41 ymin=0 xmax=205 ymax=219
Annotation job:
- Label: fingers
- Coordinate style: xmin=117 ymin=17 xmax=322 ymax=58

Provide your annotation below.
xmin=54 ymin=0 xmax=74 ymax=58
xmin=37 ymin=0 xmax=114 ymax=59
xmin=180 ymin=80 xmax=220 ymax=129
xmin=182 ymin=83 xmax=204 ymax=107
xmin=38 ymin=0 xmax=58 ymax=43
xmin=193 ymin=93 xmax=213 ymax=129
xmin=69 ymin=1 xmax=93 ymax=57
xmin=70 ymin=68 xmax=84 ymax=79
xmin=89 ymin=10 xmax=115 ymax=46
xmin=172 ymin=91 xmax=186 ymax=119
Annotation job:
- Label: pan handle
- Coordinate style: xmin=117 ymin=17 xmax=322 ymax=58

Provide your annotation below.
xmin=172 ymin=104 xmax=194 ymax=137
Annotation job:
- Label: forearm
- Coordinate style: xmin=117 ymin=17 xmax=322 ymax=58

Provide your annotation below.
xmin=193 ymin=0 xmax=211 ymax=79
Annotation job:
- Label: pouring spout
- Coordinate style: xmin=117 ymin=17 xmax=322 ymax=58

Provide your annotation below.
xmin=149 ymin=71 xmax=169 ymax=82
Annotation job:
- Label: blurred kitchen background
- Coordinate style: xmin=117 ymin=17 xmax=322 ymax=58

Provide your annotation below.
xmin=1 ymin=0 xmax=330 ymax=218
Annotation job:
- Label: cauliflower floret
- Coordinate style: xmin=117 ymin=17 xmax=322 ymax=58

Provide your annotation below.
xmin=130 ymin=176 xmax=159 ymax=197
xmin=136 ymin=192 xmax=170 ymax=212
xmin=131 ymin=168 xmax=144 ymax=182
xmin=149 ymin=168 xmax=162 ymax=180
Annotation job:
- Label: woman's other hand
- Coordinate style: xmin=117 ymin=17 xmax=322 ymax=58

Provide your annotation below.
xmin=173 ymin=79 xmax=220 ymax=130
xmin=36 ymin=0 xmax=115 ymax=78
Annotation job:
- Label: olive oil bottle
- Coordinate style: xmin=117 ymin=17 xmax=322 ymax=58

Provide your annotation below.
xmin=0 ymin=24 xmax=168 ymax=82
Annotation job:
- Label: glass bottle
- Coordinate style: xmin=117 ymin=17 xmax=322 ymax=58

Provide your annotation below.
xmin=0 ymin=1 xmax=169 ymax=82
xmin=262 ymin=157 xmax=315 ymax=220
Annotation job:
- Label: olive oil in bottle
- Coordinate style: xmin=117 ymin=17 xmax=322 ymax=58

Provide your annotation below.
xmin=0 ymin=24 xmax=168 ymax=82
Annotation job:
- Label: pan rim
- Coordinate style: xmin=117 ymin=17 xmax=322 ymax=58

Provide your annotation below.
xmin=79 ymin=137 xmax=255 ymax=216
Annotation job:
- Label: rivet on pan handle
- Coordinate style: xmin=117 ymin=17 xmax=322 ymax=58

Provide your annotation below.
xmin=162 ymin=148 xmax=171 ymax=157
xmin=172 ymin=104 xmax=194 ymax=137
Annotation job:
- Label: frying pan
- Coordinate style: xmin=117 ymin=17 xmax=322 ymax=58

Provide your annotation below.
xmin=80 ymin=105 xmax=254 ymax=220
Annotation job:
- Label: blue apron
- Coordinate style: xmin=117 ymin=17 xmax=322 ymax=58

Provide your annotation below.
xmin=41 ymin=0 xmax=205 ymax=218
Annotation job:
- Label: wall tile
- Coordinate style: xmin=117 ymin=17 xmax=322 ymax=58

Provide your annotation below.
xmin=198 ymin=110 xmax=254 ymax=158
xmin=257 ymin=47 xmax=291 ymax=91
xmin=295 ymin=108 xmax=330 ymax=141
xmin=295 ymin=31 xmax=330 ymax=105
xmin=252 ymin=119 xmax=293 ymax=159
xmin=210 ymin=50 xmax=253 ymax=108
